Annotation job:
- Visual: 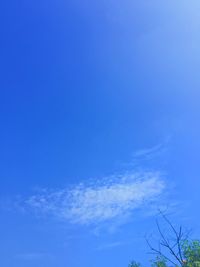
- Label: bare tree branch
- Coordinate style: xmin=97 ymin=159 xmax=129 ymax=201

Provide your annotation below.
xmin=146 ymin=237 xmax=178 ymax=266
xmin=145 ymin=210 xmax=190 ymax=267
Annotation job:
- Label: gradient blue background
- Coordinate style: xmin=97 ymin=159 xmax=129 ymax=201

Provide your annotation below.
xmin=0 ymin=0 xmax=200 ymax=266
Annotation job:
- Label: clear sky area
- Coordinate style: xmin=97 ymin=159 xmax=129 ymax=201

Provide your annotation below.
xmin=0 ymin=1 xmax=200 ymax=267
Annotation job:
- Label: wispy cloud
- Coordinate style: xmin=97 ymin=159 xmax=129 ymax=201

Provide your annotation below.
xmin=15 ymin=252 xmax=49 ymax=261
xmin=25 ymin=171 xmax=165 ymax=225
xmin=133 ymin=143 xmax=165 ymax=159
xmin=96 ymin=241 xmax=125 ymax=250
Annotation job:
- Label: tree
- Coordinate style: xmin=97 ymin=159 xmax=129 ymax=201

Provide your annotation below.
xmin=151 ymin=256 xmax=168 ymax=267
xmin=129 ymin=211 xmax=200 ymax=267
xmin=128 ymin=261 xmax=141 ymax=267
xmin=182 ymin=240 xmax=200 ymax=267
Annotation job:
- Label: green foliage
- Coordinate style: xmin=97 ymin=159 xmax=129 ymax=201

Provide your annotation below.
xmin=182 ymin=240 xmax=200 ymax=267
xmin=151 ymin=256 xmax=168 ymax=267
xmin=128 ymin=261 xmax=141 ymax=267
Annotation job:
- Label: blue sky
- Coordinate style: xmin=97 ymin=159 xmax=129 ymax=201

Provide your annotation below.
xmin=1 ymin=0 xmax=200 ymax=266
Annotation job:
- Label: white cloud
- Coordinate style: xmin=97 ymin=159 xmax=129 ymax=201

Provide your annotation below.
xmin=26 ymin=171 xmax=165 ymax=225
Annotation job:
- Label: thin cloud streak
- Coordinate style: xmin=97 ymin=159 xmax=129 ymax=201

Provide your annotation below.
xmin=15 ymin=252 xmax=49 ymax=261
xmin=96 ymin=241 xmax=125 ymax=250
xmin=25 ymin=171 xmax=165 ymax=225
